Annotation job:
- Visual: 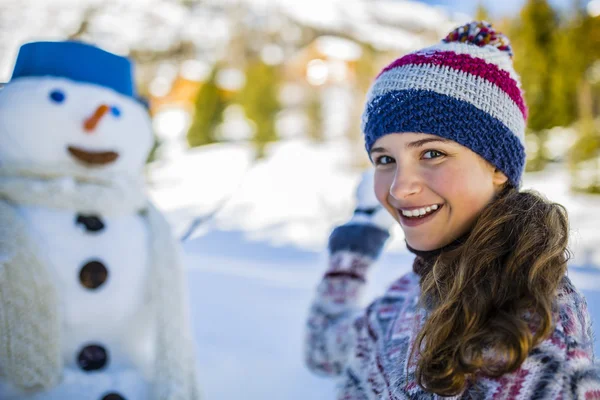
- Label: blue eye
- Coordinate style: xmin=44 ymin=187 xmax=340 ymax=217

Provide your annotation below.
xmin=111 ymin=106 xmax=121 ymax=117
xmin=49 ymin=89 xmax=65 ymax=103
xmin=375 ymin=155 xmax=394 ymax=165
xmin=423 ymin=150 xmax=445 ymax=159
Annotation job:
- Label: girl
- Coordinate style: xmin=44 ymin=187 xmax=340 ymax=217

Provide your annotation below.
xmin=305 ymin=21 xmax=600 ymax=399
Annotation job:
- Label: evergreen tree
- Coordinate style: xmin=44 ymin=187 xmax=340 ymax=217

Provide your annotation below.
xmin=348 ymin=44 xmax=379 ymax=170
xmin=187 ymin=65 xmax=227 ymax=148
xmin=306 ymin=89 xmax=324 ymax=143
xmin=570 ymin=79 xmax=600 ymax=193
xmin=549 ymin=23 xmax=579 ymax=128
xmin=549 ymin=0 xmax=593 ymax=128
xmin=511 ymin=0 xmax=559 ymax=171
xmin=239 ymin=59 xmax=281 ymax=158
xmin=567 ymin=4 xmax=600 ymax=193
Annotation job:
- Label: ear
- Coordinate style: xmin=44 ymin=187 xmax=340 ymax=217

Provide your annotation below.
xmin=492 ymin=168 xmax=509 ymax=187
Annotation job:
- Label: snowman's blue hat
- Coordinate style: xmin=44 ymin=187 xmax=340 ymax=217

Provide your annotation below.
xmin=11 ymin=41 xmax=137 ymax=98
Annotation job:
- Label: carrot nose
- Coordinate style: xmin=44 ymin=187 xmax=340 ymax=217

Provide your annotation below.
xmin=84 ymin=104 xmax=110 ymax=133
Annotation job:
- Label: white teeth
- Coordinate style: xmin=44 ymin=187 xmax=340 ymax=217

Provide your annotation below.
xmin=401 ymin=204 xmax=441 ymax=218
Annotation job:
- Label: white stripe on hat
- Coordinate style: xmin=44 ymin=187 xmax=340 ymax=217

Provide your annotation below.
xmin=414 ymin=42 xmax=522 ymax=86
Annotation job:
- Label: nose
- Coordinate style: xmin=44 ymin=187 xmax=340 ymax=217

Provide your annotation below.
xmin=83 ymin=104 xmax=110 ymax=133
xmin=389 ymin=164 xmax=422 ymax=200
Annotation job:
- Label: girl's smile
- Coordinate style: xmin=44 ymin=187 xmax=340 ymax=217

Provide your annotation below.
xmin=397 ymin=203 xmax=444 ymax=228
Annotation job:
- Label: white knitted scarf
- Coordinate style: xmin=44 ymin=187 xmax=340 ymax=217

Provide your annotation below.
xmin=0 ymin=163 xmax=200 ymax=399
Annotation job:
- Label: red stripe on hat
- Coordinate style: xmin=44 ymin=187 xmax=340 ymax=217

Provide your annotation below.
xmin=377 ymin=51 xmax=527 ymax=119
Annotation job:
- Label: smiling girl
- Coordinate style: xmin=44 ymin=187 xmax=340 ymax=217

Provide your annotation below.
xmin=305 ymin=21 xmax=600 ymax=399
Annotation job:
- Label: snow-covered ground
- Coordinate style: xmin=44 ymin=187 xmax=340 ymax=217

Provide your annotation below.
xmin=147 ymin=139 xmax=600 ymax=400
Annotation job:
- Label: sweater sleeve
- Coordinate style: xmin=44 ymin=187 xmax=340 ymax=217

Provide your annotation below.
xmin=560 ymin=277 xmax=600 ymax=400
xmin=304 ymin=223 xmax=389 ymax=377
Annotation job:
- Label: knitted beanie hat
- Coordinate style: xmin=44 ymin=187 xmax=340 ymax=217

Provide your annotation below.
xmin=362 ymin=21 xmax=527 ymax=187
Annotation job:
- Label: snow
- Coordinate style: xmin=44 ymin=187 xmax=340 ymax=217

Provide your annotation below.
xmin=146 ymin=139 xmax=600 ymax=399
xmin=146 ymin=142 xmax=256 ymax=233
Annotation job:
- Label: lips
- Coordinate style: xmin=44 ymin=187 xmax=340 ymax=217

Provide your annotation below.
xmin=68 ymin=146 xmax=119 ymax=166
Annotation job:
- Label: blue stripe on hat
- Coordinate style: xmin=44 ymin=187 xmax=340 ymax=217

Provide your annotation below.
xmin=363 ymin=89 xmax=525 ymax=187
xmin=11 ymin=41 xmax=136 ymax=98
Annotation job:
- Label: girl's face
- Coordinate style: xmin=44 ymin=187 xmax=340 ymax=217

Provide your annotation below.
xmin=371 ymin=132 xmax=508 ymax=251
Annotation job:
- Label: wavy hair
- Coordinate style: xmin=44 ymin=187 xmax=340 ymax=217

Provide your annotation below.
xmin=412 ymin=186 xmax=571 ymax=396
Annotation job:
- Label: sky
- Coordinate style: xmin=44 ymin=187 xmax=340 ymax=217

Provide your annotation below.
xmin=420 ymin=0 xmax=576 ymax=18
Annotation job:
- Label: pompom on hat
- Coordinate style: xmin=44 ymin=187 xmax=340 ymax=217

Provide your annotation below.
xmin=362 ymin=21 xmax=527 ymax=187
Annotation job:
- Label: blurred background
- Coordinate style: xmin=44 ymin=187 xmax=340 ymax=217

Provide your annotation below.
xmin=1 ymin=0 xmax=599 ymax=398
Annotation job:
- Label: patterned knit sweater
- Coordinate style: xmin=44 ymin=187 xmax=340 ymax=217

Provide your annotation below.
xmin=305 ymin=223 xmax=600 ymax=399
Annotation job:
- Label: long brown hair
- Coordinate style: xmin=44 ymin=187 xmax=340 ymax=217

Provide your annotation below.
xmin=412 ymin=185 xmax=570 ymax=396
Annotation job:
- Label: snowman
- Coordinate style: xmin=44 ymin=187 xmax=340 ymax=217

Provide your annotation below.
xmin=0 ymin=41 xmax=201 ymax=400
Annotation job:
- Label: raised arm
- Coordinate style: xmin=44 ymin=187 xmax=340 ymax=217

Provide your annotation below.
xmin=304 ymin=170 xmax=394 ymax=376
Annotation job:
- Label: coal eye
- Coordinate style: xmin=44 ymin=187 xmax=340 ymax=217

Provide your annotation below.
xmin=49 ymin=89 xmax=66 ymax=103
xmin=111 ymin=106 xmax=121 ymax=117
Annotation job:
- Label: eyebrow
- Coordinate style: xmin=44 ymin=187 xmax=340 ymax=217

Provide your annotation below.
xmin=369 ymin=147 xmax=387 ymax=155
xmin=406 ymin=137 xmax=451 ymax=149
xmin=369 ymin=138 xmax=450 ymax=155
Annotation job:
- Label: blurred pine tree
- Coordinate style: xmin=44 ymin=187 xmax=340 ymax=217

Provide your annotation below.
xmin=550 ymin=0 xmax=593 ymax=129
xmin=570 ymin=79 xmax=600 ymax=193
xmin=349 ymin=44 xmax=378 ymax=170
xmin=306 ymin=89 xmax=324 ymax=143
xmin=567 ymin=3 xmax=600 ymax=193
xmin=510 ymin=0 xmax=559 ymax=171
xmin=187 ymin=65 xmax=227 ymax=147
xmin=239 ymin=59 xmax=281 ymax=158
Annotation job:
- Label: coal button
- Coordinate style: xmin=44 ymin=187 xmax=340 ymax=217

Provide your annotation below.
xmin=77 ymin=344 xmax=108 ymax=371
xmin=79 ymin=260 xmax=108 ymax=290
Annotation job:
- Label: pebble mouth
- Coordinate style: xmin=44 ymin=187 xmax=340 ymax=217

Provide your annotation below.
xmin=67 ymin=146 xmax=119 ymax=166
